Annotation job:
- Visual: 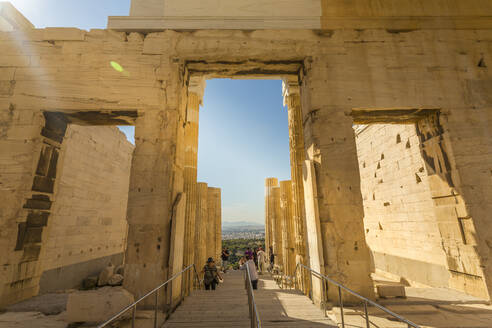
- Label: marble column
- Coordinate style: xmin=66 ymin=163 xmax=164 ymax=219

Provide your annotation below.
xmin=207 ymin=187 xmax=218 ymax=261
xmin=272 ymin=186 xmax=283 ymax=270
xmin=183 ymin=77 xmax=204 ymax=292
xmin=194 ymin=182 xmax=209 ymax=269
xmin=210 ymin=188 xmax=222 ymax=263
xmin=283 ymin=81 xmax=309 ymax=293
xmin=280 ymin=180 xmax=296 ymax=277
xmin=265 ymin=178 xmax=278 ymax=260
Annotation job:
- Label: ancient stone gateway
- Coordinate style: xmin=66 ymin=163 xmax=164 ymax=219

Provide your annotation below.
xmin=1 ymin=0 xmax=492 ymax=314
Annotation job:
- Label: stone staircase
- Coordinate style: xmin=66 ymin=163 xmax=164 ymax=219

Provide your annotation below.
xmin=163 ymin=270 xmax=250 ymax=328
xmin=163 ymin=271 xmax=337 ymax=328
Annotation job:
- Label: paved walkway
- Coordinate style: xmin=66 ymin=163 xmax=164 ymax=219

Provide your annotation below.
xmin=255 ymin=275 xmax=337 ymax=327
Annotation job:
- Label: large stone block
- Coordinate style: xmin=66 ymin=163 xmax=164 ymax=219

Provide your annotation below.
xmin=66 ymin=287 xmax=134 ymax=323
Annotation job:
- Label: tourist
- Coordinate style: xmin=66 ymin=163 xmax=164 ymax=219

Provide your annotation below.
xmin=253 ymin=248 xmax=258 ymax=268
xmin=257 ymin=247 xmax=267 ymax=274
xmin=269 ymin=246 xmax=275 ymax=271
xmin=245 ymin=247 xmax=253 ymax=259
xmin=202 ymin=257 xmax=222 ymax=291
xmin=239 ymin=256 xmax=247 ymax=267
xmin=221 ymin=248 xmax=230 ymax=273
xmin=240 ymin=256 xmax=259 ymax=289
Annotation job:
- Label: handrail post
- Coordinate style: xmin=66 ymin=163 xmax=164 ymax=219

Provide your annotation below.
xmin=338 ymin=286 xmax=345 ymax=328
xmin=310 ymin=269 xmax=314 ymax=304
xmin=154 ymin=289 xmax=158 ymax=328
xmin=132 ymin=304 xmax=136 ymax=328
xmin=364 ymin=300 xmax=370 ymax=328
xmin=323 ymin=279 xmax=327 ymax=317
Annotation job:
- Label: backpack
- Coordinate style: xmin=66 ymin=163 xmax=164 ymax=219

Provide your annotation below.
xmin=203 ymin=265 xmax=217 ymax=284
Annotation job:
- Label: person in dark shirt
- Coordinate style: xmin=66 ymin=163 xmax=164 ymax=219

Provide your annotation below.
xmin=221 ymin=248 xmax=230 ymax=273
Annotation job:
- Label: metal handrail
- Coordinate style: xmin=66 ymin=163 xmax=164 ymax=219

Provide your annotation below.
xmin=293 ymin=263 xmax=420 ymax=328
xmin=244 ymin=262 xmax=262 ymax=328
xmin=97 ymin=264 xmax=201 ymax=328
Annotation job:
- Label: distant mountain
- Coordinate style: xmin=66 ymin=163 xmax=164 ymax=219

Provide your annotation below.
xmin=222 ymin=221 xmax=264 ymax=228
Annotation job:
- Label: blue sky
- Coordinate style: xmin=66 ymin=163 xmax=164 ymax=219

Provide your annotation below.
xmin=9 ymin=0 xmax=291 ymax=224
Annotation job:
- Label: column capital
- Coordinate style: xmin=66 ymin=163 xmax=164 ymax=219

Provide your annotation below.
xmin=282 ymin=78 xmax=300 ymax=107
xmin=188 ymin=76 xmax=206 ymax=105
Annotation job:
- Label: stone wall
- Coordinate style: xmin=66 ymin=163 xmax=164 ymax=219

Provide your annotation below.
xmin=39 ymin=125 xmax=133 ymax=293
xmin=355 ymin=124 xmax=450 ymax=287
xmin=1 ymin=15 xmax=491 ymax=302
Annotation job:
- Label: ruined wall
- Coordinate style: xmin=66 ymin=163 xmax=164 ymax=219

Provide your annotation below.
xmin=39 ymin=125 xmax=133 ymax=293
xmin=1 ymin=20 xmax=492 ymax=303
xmin=355 ymin=124 xmax=450 ymax=287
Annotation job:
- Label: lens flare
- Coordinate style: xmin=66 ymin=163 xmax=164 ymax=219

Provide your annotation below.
xmin=110 ymin=61 xmax=124 ymax=72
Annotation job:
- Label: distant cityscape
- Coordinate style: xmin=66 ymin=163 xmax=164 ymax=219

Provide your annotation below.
xmin=222 ymin=221 xmax=265 ymax=240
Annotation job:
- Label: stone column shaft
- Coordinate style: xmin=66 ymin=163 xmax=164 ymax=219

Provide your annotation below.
xmin=272 ymin=186 xmax=283 ymax=268
xmin=280 ymin=180 xmax=296 ymax=276
xmin=265 ymin=178 xmax=278 ymax=260
xmin=286 ymin=92 xmax=310 ymax=293
xmin=183 ymin=91 xmax=200 ymax=292
xmin=206 ymin=187 xmax=217 ymax=260
xmin=213 ymin=188 xmax=222 ymax=262
xmin=194 ymin=182 xmax=208 ymax=269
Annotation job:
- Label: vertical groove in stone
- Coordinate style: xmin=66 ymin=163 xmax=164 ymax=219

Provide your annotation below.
xmin=265 ymin=178 xmax=278 ymax=260
xmin=280 ymin=180 xmax=296 ymax=276
xmin=287 ymin=93 xmax=309 ymax=293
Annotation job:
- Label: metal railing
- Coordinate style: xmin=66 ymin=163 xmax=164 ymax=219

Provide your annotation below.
xmin=244 ymin=263 xmax=262 ymax=328
xmin=97 ymin=264 xmax=201 ymax=328
xmin=293 ymin=263 xmax=420 ymax=328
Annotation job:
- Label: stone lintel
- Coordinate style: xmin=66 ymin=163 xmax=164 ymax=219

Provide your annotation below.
xmin=351 ymin=108 xmax=440 ymax=125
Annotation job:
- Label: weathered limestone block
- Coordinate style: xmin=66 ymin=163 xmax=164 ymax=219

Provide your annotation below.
xmin=376 ymin=284 xmax=406 ymax=298
xmin=301 ymin=77 xmax=375 ymax=300
xmin=98 ymin=263 xmax=115 ymax=286
xmin=124 ymin=109 xmax=180 ymax=305
xmin=66 ymin=287 xmax=134 ymax=323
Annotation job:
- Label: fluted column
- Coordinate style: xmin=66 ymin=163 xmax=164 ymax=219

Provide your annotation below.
xmin=280 ymin=180 xmax=296 ymax=276
xmin=183 ymin=78 xmax=204 ymax=293
xmin=195 ymin=182 xmax=209 ymax=270
xmin=265 ymin=178 xmax=278 ymax=260
xmin=212 ymin=188 xmax=222 ymax=263
xmin=284 ymin=81 xmax=309 ymax=293
xmin=272 ymin=186 xmax=283 ymax=270
xmin=207 ymin=187 xmax=218 ymax=261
